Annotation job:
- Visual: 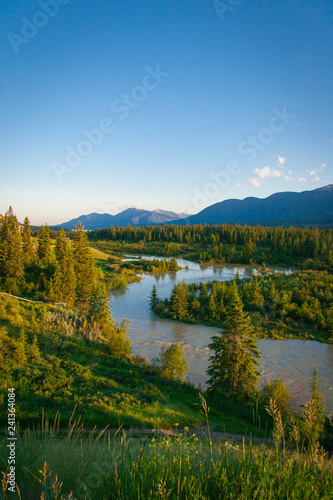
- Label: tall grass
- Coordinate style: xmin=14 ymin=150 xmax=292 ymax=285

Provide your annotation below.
xmin=1 ymin=407 xmax=332 ymax=500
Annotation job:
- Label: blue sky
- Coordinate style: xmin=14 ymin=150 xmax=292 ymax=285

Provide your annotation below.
xmin=1 ymin=0 xmax=332 ymax=225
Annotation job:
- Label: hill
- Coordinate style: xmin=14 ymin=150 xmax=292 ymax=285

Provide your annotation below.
xmin=57 ymin=208 xmax=189 ymax=229
xmin=178 ymin=185 xmax=333 ymax=226
xmin=0 ymin=296 xmax=203 ymax=429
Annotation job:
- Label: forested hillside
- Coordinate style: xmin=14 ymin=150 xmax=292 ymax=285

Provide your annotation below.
xmin=89 ymin=223 xmax=333 ymax=269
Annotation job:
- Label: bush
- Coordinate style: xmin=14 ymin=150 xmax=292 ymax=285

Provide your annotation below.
xmin=259 ymin=378 xmax=291 ymax=421
xmin=152 ymin=343 xmax=189 ymax=381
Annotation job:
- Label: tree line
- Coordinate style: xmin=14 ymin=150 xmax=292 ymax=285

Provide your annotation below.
xmin=150 ymin=270 xmax=333 ymax=343
xmin=0 ymin=207 xmax=130 ymax=356
xmin=88 ymin=223 xmax=333 ymax=268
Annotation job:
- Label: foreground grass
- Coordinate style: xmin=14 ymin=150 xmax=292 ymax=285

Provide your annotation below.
xmin=1 ymin=416 xmax=332 ymax=500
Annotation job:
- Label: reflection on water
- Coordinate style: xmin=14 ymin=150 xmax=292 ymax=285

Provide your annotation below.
xmin=110 ymin=257 xmax=333 ymax=413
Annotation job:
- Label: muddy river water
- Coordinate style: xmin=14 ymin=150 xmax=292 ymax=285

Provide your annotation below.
xmin=109 ymin=257 xmax=333 ymax=412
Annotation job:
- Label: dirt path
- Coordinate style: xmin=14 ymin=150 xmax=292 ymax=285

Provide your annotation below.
xmin=0 ymin=291 xmax=66 ymax=307
xmin=88 ymin=424 xmax=273 ymax=445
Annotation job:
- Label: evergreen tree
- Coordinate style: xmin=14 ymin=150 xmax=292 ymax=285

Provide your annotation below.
xmin=55 ymin=228 xmax=67 ymax=262
xmin=149 ymin=285 xmax=159 ymax=310
xmin=170 ymin=280 xmax=189 ymax=320
xmin=0 ymin=207 xmax=24 ymax=292
xmin=37 ymin=224 xmax=51 ymax=263
xmin=53 ymin=244 xmax=76 ymax=306
xmin=73 ymin=222 xmax=95 ymax=311
xmin=207 ymin=292 xmax=261 ymax=400
xmin=22 ymin=216 xmax=34 ymax=264
xmin=87 ymin=282 xmax=112 ymax=325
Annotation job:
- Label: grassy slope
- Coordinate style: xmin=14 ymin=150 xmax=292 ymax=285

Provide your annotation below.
xmin=0 ymin=296 xmax=265 ymax=435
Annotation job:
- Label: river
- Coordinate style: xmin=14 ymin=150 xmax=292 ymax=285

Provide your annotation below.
xmin=109 ymin=257 xmax=333 ymax=413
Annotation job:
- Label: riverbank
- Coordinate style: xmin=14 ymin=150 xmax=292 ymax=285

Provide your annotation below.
xmin=152 ymin=270 xmax=333 ymax=344
xmin=108 ymin=257 xmax=333 ymax=413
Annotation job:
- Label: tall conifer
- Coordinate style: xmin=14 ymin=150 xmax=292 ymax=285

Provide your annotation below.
xmin=53 ymin=244 xmax=76 ymax=306
xmin=22 ymin=216 xmax=34 ymax=264
xmin=207 ymin=292 xmax=261 ymax=399
xmin=73 ymin=222 xmax=95 ymax=311
xmin=37 ymin=224 xmax=51 ymax=263
xmin=0 ymin=207 xmax=24 ymax=292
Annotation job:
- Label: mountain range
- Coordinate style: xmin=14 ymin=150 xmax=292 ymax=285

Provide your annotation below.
xmin=181 ymin=184 xmax=333 ymax=226
xmin=56 ymin=208 xmax=189 ymax=229
xmin=57 ymin=185 xmax=333 ymax=229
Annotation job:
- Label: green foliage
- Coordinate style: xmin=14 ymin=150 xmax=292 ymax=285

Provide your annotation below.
xmin=207 ymin=293 xmax=261 ymax=400
xmin=54 ymin=227 xmax=67 ymax=262
xmin=52 ymin=245 xmax=76 ymax=306
xmin=72 ymin=222 xmax=96 ymax=311
xmin=152 ymin=343 xmax=189 ymax=381
xmin=0 ymin=296 xmax=205 ymax=431
xmin=321 ymin=416 xmax=333 ymax=453
xmin=259 ymin=379 xmax=291 ymax=421
xmin=1 ymin=414 xmax=333 ymax=499
xmin=22 ymin=216 xmax=35 ymax=264
xmin=170 ymin=280 xmax=189 ymax=320
xmin=0 ymin=207 xmax=24 ymax=293
xmin=37 ymin=224 xmax=52 ymax=263
xmin=149 ymin=285 xmax=159 ymax=310
xmin=88 ymin=223 xmax=333 ymax=270
xmin=299 ymin=367 xmax=327 ymax=449
xmin=154 ymin=271 xmax=333 ymax=343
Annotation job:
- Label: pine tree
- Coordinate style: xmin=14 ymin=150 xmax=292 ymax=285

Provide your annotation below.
xmin=0 ymin=207 xmax=24 ymax=292
xmin=22 ymin=216 xmax=34 ymax=264
xmin=73 ymin=222 xmax=95 ymax=311
xmin=207 ymin=292 xmax=261 ymax=400
xmin=170 ymin=280 xmax=189 ymax=320
xmin=37 ymin=224 xmax=51 ymax=263
xmin=149 ymin=285 xmax=159 ymax=310
xmin=87 ymin=282 xmax=112 ymax=325
xmin=53 ymin=244 xmax=76 ymax=306
xmin=55 ymin=228 xmax=67 ymax=262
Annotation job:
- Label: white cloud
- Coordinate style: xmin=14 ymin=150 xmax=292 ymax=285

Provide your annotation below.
xmin=310 ymin=163 xmax=326 ymax=176
xmin=249 ymin=166 xmax=283 ymax=186
xmin=311 ymin=175 xmax=320 ymax=182
xmin=298 ymin=177 xmax=307 ymax=182
xmin=278 ymin=155 xmax=286 ymax=166
xmin=255 ymin=167 xmax=282 ymax=179
xmin=249 ymin=177 xmax=262 ymax=187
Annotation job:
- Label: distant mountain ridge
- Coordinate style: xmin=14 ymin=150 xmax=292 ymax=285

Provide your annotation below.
xmin=176 ymin=185 xmax=333 ymax=227
xmin=57 ymin=208 xmax=189 ymax=229
xmin=57 ymin=185 xmax=333 ymax=230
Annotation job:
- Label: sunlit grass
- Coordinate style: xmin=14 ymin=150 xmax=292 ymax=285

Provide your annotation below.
xmin=89 ymin=247 xmax=114 ymax=260
xmin=1 ymin=411 xmax=332 ymax=500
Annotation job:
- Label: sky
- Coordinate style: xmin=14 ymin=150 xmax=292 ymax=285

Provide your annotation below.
xmin=1 ymin=0 xmax=332 ymax=225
